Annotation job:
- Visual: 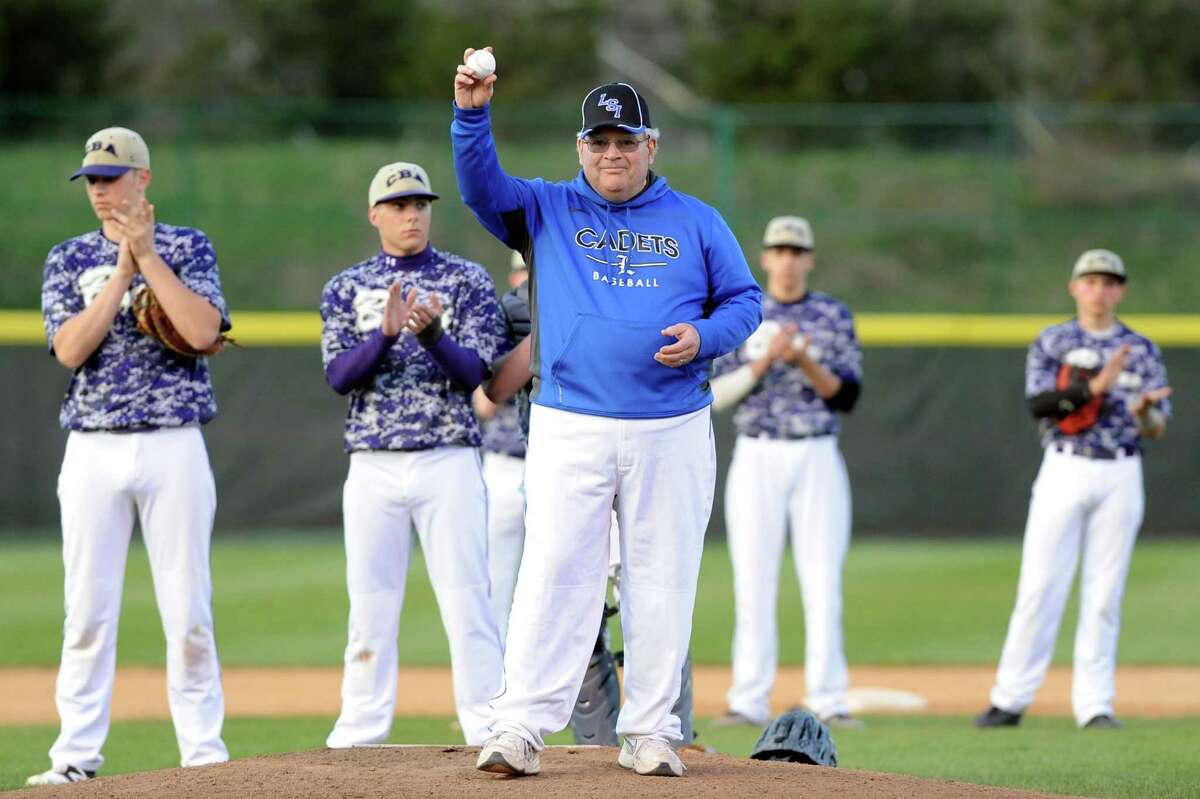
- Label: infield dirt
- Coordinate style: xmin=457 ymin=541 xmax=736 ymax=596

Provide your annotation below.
xmin=4 ymin=664 xmax=1198 ymax=724
xmin=1 ymin=745 xmax=1087 ymax=799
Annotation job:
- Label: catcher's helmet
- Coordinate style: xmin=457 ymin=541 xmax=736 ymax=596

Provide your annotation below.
xmin=749 ymin=709 xmax=838 ymax=767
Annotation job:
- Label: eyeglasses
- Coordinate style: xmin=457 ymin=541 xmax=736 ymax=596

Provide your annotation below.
xmin=583 ymin=135 xmax=648 ymax=154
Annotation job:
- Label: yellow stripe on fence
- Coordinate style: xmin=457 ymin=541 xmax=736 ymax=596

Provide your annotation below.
xmin=3 ymin=311 xmax=1200 ymax=347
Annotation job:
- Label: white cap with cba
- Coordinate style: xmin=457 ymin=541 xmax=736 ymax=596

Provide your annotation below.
xmin=763 ymin=216 xmax=814 ymax=250
xmin=1071 ymin=249 xmax=1127 ymax=282
xmin=368 ymin=162 xmax=440 ymax=207
xmin=70 ymin=127 xmax=150 ymax=181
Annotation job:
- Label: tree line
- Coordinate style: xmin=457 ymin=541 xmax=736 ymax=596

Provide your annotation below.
xmin=4 ymin=0 xmax=1199 ymax=104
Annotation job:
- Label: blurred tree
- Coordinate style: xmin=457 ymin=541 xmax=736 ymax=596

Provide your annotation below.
xmin=0 ymin=0 xmax=113 ymax=96
xmin=1033 ymin=0 xmax=1200 ymax=102
xmin=235 ymin=0 xmax=601 ymax=102
xmin=683 ymin=0 xmax=1016 ymax=103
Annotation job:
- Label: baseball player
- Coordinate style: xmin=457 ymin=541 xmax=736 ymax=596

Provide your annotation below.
xmin=454 ymin=53 xmax=761 ymax=778
xmin=31 ymin=127 xmax=231 ymax=786
xmin=709 ymin=216 xmax=863 ymax=730
xmin=320 ymin=161 xmax=508 ymax=749
xmin=975 ymin=250 xmax=1172 ymax=730
xmin=472 ymin=251 xmax=530 ymax=643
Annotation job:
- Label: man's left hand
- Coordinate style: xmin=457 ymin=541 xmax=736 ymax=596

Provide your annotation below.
xmin=655 ymin=323 xmax=700 ymax=368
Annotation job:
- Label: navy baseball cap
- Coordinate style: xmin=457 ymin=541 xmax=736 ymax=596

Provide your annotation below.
xmin=578 ymin=83 xmax=652 ymax=138
xmin=69 ymin=127 xmax=150 ymax=181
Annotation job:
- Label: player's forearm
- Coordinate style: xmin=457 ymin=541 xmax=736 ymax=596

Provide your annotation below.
xmin=422 ymin=332 xmax=487 ymax=392
xmin=137 ymin=254 xmax=222 ymax=350
xmin=451 ymin=105 xmax=525 ymax=245
xmin=484 ymin=336 xmax=533 ymax=404
xmin=51 ymin=276 xmax=133 ymax=368
xmin=797 ymin=357 xmax=842 ymax=399
xmin=473 ymin=387 xmax=499 ymax=419
xmin=1028 ymin=385 xmax=1092 ymax=419
xmin=710 ymin=365 xmax=758 ymax=412
xmin=325 ymin=329 xmax=397 ymax=395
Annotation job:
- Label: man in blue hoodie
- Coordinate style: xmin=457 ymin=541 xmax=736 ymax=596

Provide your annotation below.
xmin=453 ymin=49 xmax=761 ymax=778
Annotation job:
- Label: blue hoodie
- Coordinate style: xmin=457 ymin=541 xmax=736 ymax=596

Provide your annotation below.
xmin=452 ymin=104 xmax=762 ymax=419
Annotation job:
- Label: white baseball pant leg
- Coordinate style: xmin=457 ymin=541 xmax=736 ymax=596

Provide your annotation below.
xmin=788 ymin=436 xmax=852 ymax=719
xmin=725 ymin=435 xmax=851 ymax=722
xmin=724 ymin=436 xmax=790 ymax=724
xmin=991 ymin=448 xmax=1143 ymax=722
xmin=51 ymin=428 xmax=227 ymax=774
xmin=482 ymin=451 xmax=527 ymax=645
xmin=490 ymin=405 xmax=713 ymax=749
xmin=328 ymin=447 xmax=502 ymax=748
xmin=991 ymin=449 xmax=1086 ymax=715
xmin=1072 ymin=456 xmax=1143 ymax=725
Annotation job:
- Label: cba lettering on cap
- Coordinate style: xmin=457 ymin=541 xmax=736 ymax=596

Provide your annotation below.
xmin=368 ymin=162 xmax=440 ymax=207
xmin=763 ymin=216 xmax=815 ymax=250
xmin=69 ymin=127 xmax=150 ymax=182
xmin=1071 ymin=249 xmax=1127 ymax=282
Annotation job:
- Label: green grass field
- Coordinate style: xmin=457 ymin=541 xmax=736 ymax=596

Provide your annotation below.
xmin=3 ymin=535 xmax=1198 ymax=796
xmin=2 ymin=536 xmax=1198 ymax=668
xmin=2 ymin=133 xmax=1196 ymax=314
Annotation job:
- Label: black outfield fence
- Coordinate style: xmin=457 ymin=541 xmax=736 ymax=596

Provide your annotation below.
xmin=4 ymin=343 xmax=1196 ymax=538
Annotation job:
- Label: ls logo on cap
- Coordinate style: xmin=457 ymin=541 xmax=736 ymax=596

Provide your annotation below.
xmin=86 ymin=141 xmax=119 ymax=156
xmin=597 ymin=93 xmax=622 ymax=118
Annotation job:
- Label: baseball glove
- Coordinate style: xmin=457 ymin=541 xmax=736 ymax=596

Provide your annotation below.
xmin=750 ymin=709 xmax=838 ymax=767
xmin=132 ymin=287 xmax=232 ymax=357
xmin=1055 ymin=363 xmax=1102 ymax=434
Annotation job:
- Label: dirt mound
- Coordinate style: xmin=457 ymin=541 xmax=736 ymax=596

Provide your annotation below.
xmin=7 ymin=745 xmax=1082 ymax=799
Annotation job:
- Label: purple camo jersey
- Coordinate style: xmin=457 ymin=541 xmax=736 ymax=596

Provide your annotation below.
xmin=1027 ymin=319 xmax=1170 ymax=454
xmin=712 ymin=291 xmax=862 ymax=439
xmin=320 ymin=248 xmax=509 ymax=452
xmin=480 ymin=400 xmax=526 ymax=458
xmin=41 ymin=224 xmax=230 ymax=431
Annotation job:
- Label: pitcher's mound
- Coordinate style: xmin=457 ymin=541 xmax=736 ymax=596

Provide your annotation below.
xmin=10 ymin=745 xmax=1082 ymax=799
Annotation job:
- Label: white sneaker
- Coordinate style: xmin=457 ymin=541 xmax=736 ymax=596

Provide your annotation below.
xmin=618 ymin=736 xmax=686 ymax=777
xmin=26 ymin=765 xmax=95 ymax=786
xmin=476 ymin=731 xmax=541 ymax=776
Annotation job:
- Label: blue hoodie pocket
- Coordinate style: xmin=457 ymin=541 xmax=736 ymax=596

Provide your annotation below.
xmin=549 ymin=314 xmax=709 ymax=416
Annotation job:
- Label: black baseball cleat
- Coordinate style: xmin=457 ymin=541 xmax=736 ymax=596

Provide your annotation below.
xmin=1083 ymin=714 xmax=1123 ymax=729
xmin=973 ymin=706 xmax=1022 ymax=727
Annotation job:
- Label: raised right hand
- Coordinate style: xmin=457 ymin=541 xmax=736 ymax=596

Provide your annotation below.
xmin=1089 ymin=343 xmax=1131 ymax=396
xmin=454 ymin=47 xmax=497 ymax=109
xmin=381 ymin=284 xmax=418 ymax=337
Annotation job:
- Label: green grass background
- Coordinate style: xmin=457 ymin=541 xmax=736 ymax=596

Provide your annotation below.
xmin=3 ymin=536 xmax=1197 ymax=668
xmin=3 ymin=535 xmax=1198 ymax=796
xmin=2 ymin=133 xmax=1197 ymax=314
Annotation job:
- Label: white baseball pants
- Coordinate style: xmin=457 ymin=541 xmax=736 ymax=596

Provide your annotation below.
xmin=725 ymin=434 xmax=852 ymax=722
xmin=482 ymin=451 xmax=527 ymax=645
xmin=990 ymin=446 xmax=1144 ymax=725
xmin=327 ymin=446 xmax=503 ymax=747
xmin=490 ymin=404 xmax=715 ymax=749
xmin=50 ymin=428 xmax=227 ymax=774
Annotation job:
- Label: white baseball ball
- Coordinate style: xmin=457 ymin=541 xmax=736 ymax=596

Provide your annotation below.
xmin=466 ymin=49 xmax=495 ymax=79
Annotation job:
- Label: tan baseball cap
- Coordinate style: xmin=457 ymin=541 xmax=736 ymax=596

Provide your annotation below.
xmin=763 ymin=215 xmax=814 ymax=250
xmin=510 ymin=251 xmax=527 ymax=271
xmin=69 ymin=127 xmax=150 ymax=181
xmin=1071 ymin=249 xmax=1126 ymax=283
xmin=368 ymin=161 xmax=439 ymax=207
